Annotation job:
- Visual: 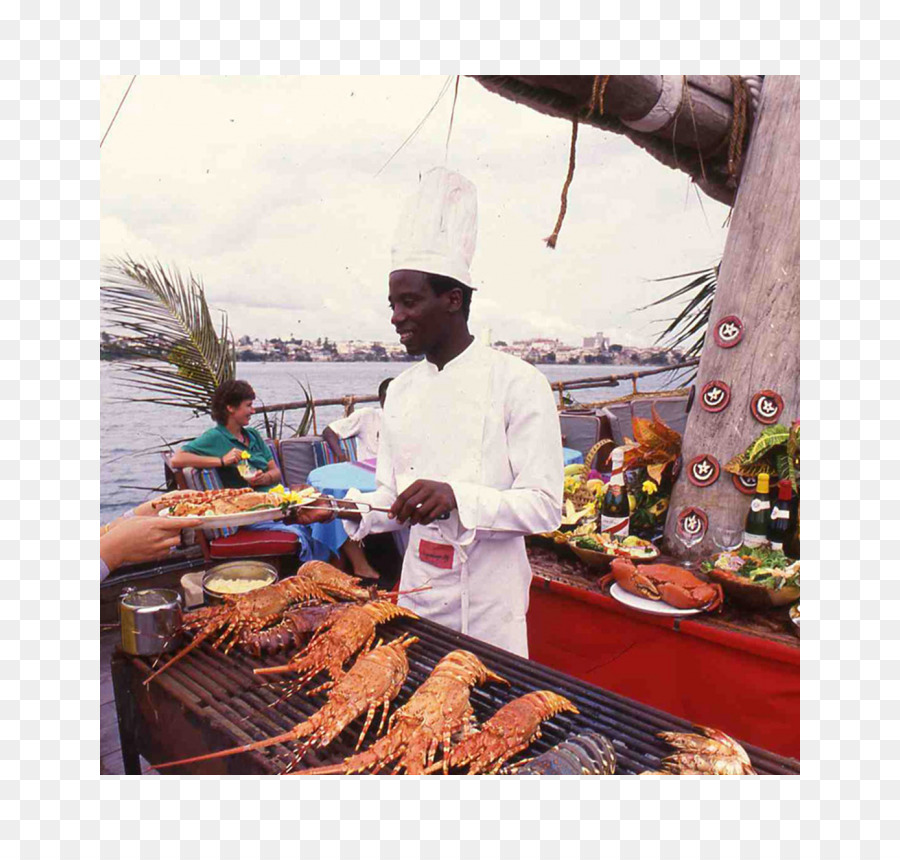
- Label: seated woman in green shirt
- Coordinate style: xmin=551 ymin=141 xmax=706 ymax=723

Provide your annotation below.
xmin=170 ymin=379 xmax=281 ymax=489
xmin=169 ymin=379 xmax=368 ymax=574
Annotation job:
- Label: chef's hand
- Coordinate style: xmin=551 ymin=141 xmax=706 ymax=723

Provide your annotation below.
xmin=390 ymin=480 xmax=456 ymax=525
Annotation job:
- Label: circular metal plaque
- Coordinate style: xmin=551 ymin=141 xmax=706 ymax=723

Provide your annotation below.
xmin=713 ymin=315 xmax=744 ymax=348
xmin=699 ymin=379 xmax=731 ymax=413
xmin=750 ymin=389 xmax=784 ymax=424
xmin=687 ymin=454 xmax=721 ymax=488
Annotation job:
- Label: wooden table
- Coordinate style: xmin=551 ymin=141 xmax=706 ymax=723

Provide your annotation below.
xmin=525 ymin=544 xmax=800 ymax=759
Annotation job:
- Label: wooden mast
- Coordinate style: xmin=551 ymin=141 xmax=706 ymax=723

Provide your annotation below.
xmin=662 ymin=76 xmax=800 ymax=559
xmin=473 ymin=75 xmax=759 ymax=206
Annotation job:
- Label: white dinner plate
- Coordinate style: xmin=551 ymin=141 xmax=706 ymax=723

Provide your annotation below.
xmin=608 ymin=582 xmax=706 ymax=616
xmin=158 ymin=494 xmax=320 ymax=530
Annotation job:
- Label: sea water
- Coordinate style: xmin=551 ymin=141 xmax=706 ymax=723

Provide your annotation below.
xmin=101 ymin=361 xmax=680 ymax=519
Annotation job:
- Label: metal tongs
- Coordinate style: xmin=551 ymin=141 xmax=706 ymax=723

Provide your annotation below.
xmin=299 ymin=498 xmax=450 ymax=520
xmin=300 ymin=499 xmax=394 ymax=515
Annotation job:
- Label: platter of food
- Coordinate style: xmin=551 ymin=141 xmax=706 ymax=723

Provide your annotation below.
xmin=156 ymin=485 xmax=321 ymax=529
xmin=568 ymin=532 xmax=660 ymax=571
xmin=608 ymin=582 xmax=704 ymax=616
xmin=702 ymin=545 xmax=800 ymax=609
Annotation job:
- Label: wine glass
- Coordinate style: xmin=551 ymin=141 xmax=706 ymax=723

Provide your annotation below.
xmin=713 ymin=525 xmax=743 ymax=554
xmin=675 ymin=528 xmax=704 ymax=571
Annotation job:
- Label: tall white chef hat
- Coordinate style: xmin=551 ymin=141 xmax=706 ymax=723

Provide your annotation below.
xmin=391 ymin=167 xmax=478 ymax=289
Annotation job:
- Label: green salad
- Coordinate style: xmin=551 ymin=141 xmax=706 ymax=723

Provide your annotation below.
xmin=701 ymin=545 xmax=800 ymax=590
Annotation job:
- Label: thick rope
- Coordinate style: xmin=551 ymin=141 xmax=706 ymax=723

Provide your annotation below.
xmin=544 ymin=118 xmax=579 ymax=249
xmin=727 ymin=75 xmax=749 ymax=186
xmin=587 ymin=74 xmax=611 ymax=118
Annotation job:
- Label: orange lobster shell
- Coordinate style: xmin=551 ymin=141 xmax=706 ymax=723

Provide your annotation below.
xmin=603 ymin=558 xmax=723 ymax=612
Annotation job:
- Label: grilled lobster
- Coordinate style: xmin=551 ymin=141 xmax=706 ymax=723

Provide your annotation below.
xmin=504 ymin=732 xmax=616 ymax=775
xmin=238 ymin=604 xmax=343 ymax=656
xmin=153 ymin=635 xmax=418 ymax=772
xmin=143 ymin=573 xmax=335 ymax=685
xmin=432 ymin=690 xmax=579 ymax=775
xmin=254 ymin=601 xmax=418 ymax=696
xmin=297 ymin=650 xmax=508 ymax=775
xmin=144 ymin=561 xmax=403 ymax=686
xmin=654 ymin=725 xmax=755 ymax=775
xmin=602 ymin=558 xmax=723 ymax=611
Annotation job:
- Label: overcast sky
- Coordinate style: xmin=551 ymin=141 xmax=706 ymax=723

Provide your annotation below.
xmin=100 ymin=76 xmax=729 ymax=348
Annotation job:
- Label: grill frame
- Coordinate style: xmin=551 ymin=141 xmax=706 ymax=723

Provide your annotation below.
xmin=116 ymin=615 xmax=800 ymax=775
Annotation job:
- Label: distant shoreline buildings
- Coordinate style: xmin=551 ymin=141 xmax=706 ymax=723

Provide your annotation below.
xmin=100 ymin=330 xmax=684 ymax=367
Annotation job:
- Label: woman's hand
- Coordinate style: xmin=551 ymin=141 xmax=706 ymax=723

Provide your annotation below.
xmin=222 ymin=448 xmax=244 ymax=466
xmin=247 ymin=470 xmax=272 ymax=487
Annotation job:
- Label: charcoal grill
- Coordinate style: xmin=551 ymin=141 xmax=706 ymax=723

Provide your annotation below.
xmin=111 ymin=615 xmax=800 ymax=775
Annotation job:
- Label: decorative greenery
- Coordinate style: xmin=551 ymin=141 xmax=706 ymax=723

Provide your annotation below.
xmin=725 ymin=421 xmax=800 ymax=491
xmin=101 ymin=256 xmax=236 ymax=417
xmin=621 ymin=404 xmax=683 ymax=485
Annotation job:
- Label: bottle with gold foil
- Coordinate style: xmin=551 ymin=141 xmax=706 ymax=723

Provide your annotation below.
xmin=742 ymin=472 xmax=771 ymax=548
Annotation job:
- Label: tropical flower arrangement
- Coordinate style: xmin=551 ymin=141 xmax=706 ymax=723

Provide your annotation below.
xmin=625 ymin=472 xmax=671 ymax=539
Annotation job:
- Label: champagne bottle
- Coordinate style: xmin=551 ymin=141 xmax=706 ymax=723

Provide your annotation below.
xmin=600 ymin=447 xmax=630 ymax=537
xmin=767 ymin=479 xmax=794 ymax=552
xmin=784 ymin=500 xmax=800 ymax=560
xmin=743 ymin=472 xmax=771 ymax=548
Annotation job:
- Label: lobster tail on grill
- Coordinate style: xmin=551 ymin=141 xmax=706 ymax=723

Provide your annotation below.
xmin=153 ymin=635 xmax=418 ymax=772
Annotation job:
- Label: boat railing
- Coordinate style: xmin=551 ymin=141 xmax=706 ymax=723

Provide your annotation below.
xmin=252 ymin=359 xmax=699 ymax=421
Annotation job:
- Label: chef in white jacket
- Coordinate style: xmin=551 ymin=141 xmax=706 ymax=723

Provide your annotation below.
xmin=299 ymin=168 xmax=563 ymax=656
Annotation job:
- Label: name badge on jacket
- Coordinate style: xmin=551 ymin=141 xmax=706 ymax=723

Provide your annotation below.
xmin=418 ymin=539 xmax=455 ymax=570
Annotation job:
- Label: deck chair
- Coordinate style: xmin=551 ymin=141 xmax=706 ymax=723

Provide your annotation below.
xmin=558 ymin=412 xmax=616 ymax=471
xmin=279 ymin=435 xmax=322 ymax=486
xmin=312 ymin=435 xmax=359 ymax=467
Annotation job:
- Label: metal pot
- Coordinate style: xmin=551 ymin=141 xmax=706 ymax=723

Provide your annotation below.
xmin=119 ymin=588 xmax=184 ymax=656
xmin=201 ymin=560 xmax=277 ymax=605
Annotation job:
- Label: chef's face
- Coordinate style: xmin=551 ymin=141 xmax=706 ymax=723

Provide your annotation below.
xmin=389 ymin=270 xmax=458 ymax=356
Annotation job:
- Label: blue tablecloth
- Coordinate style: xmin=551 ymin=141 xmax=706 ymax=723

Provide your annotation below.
xmin=563 ymin=447 xmax=583 ymax=466
xmin=308 ymin=462 xmax=378 ymax=499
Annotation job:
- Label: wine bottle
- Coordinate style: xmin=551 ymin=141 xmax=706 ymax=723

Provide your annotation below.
xmin=600 ymin=447 xmax=630 ymax=537
xmin=784 ymin=500 xmax=800 ymax=560
xmin=743 ymin=472 xmax=771 ymax=548
xmin=767 ymin=479 xmax=794 ymax=552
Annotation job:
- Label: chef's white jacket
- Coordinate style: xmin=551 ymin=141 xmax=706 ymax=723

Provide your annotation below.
xmin=343 ymin=339 xmax=563 ymax=656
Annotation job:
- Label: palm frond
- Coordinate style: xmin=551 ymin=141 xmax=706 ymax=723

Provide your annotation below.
xmin=101 ymin=256 xmax=236 ymax=416
xmin=640 ymin=263 xmax=720 ymax=378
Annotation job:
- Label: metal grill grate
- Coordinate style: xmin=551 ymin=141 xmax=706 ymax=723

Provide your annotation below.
xmin=145 ymin=616 xmax=800 ymax=775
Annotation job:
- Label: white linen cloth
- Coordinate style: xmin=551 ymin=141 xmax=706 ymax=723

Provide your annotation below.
xmin=327 ymin=407 xmax=383 ymax=461
xmin=342 ymin=339 xmax=563 ymax=656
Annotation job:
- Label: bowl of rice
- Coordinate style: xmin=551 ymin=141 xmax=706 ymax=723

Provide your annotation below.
xmin=202 ymin=560 xmax=278 ymax=604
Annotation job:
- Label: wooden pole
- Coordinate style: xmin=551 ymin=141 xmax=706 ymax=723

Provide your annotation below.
xmin=473 ymin=75 xmax=754 ymax=205
xmin=663 ymin=76 xmax=800 ymax=560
